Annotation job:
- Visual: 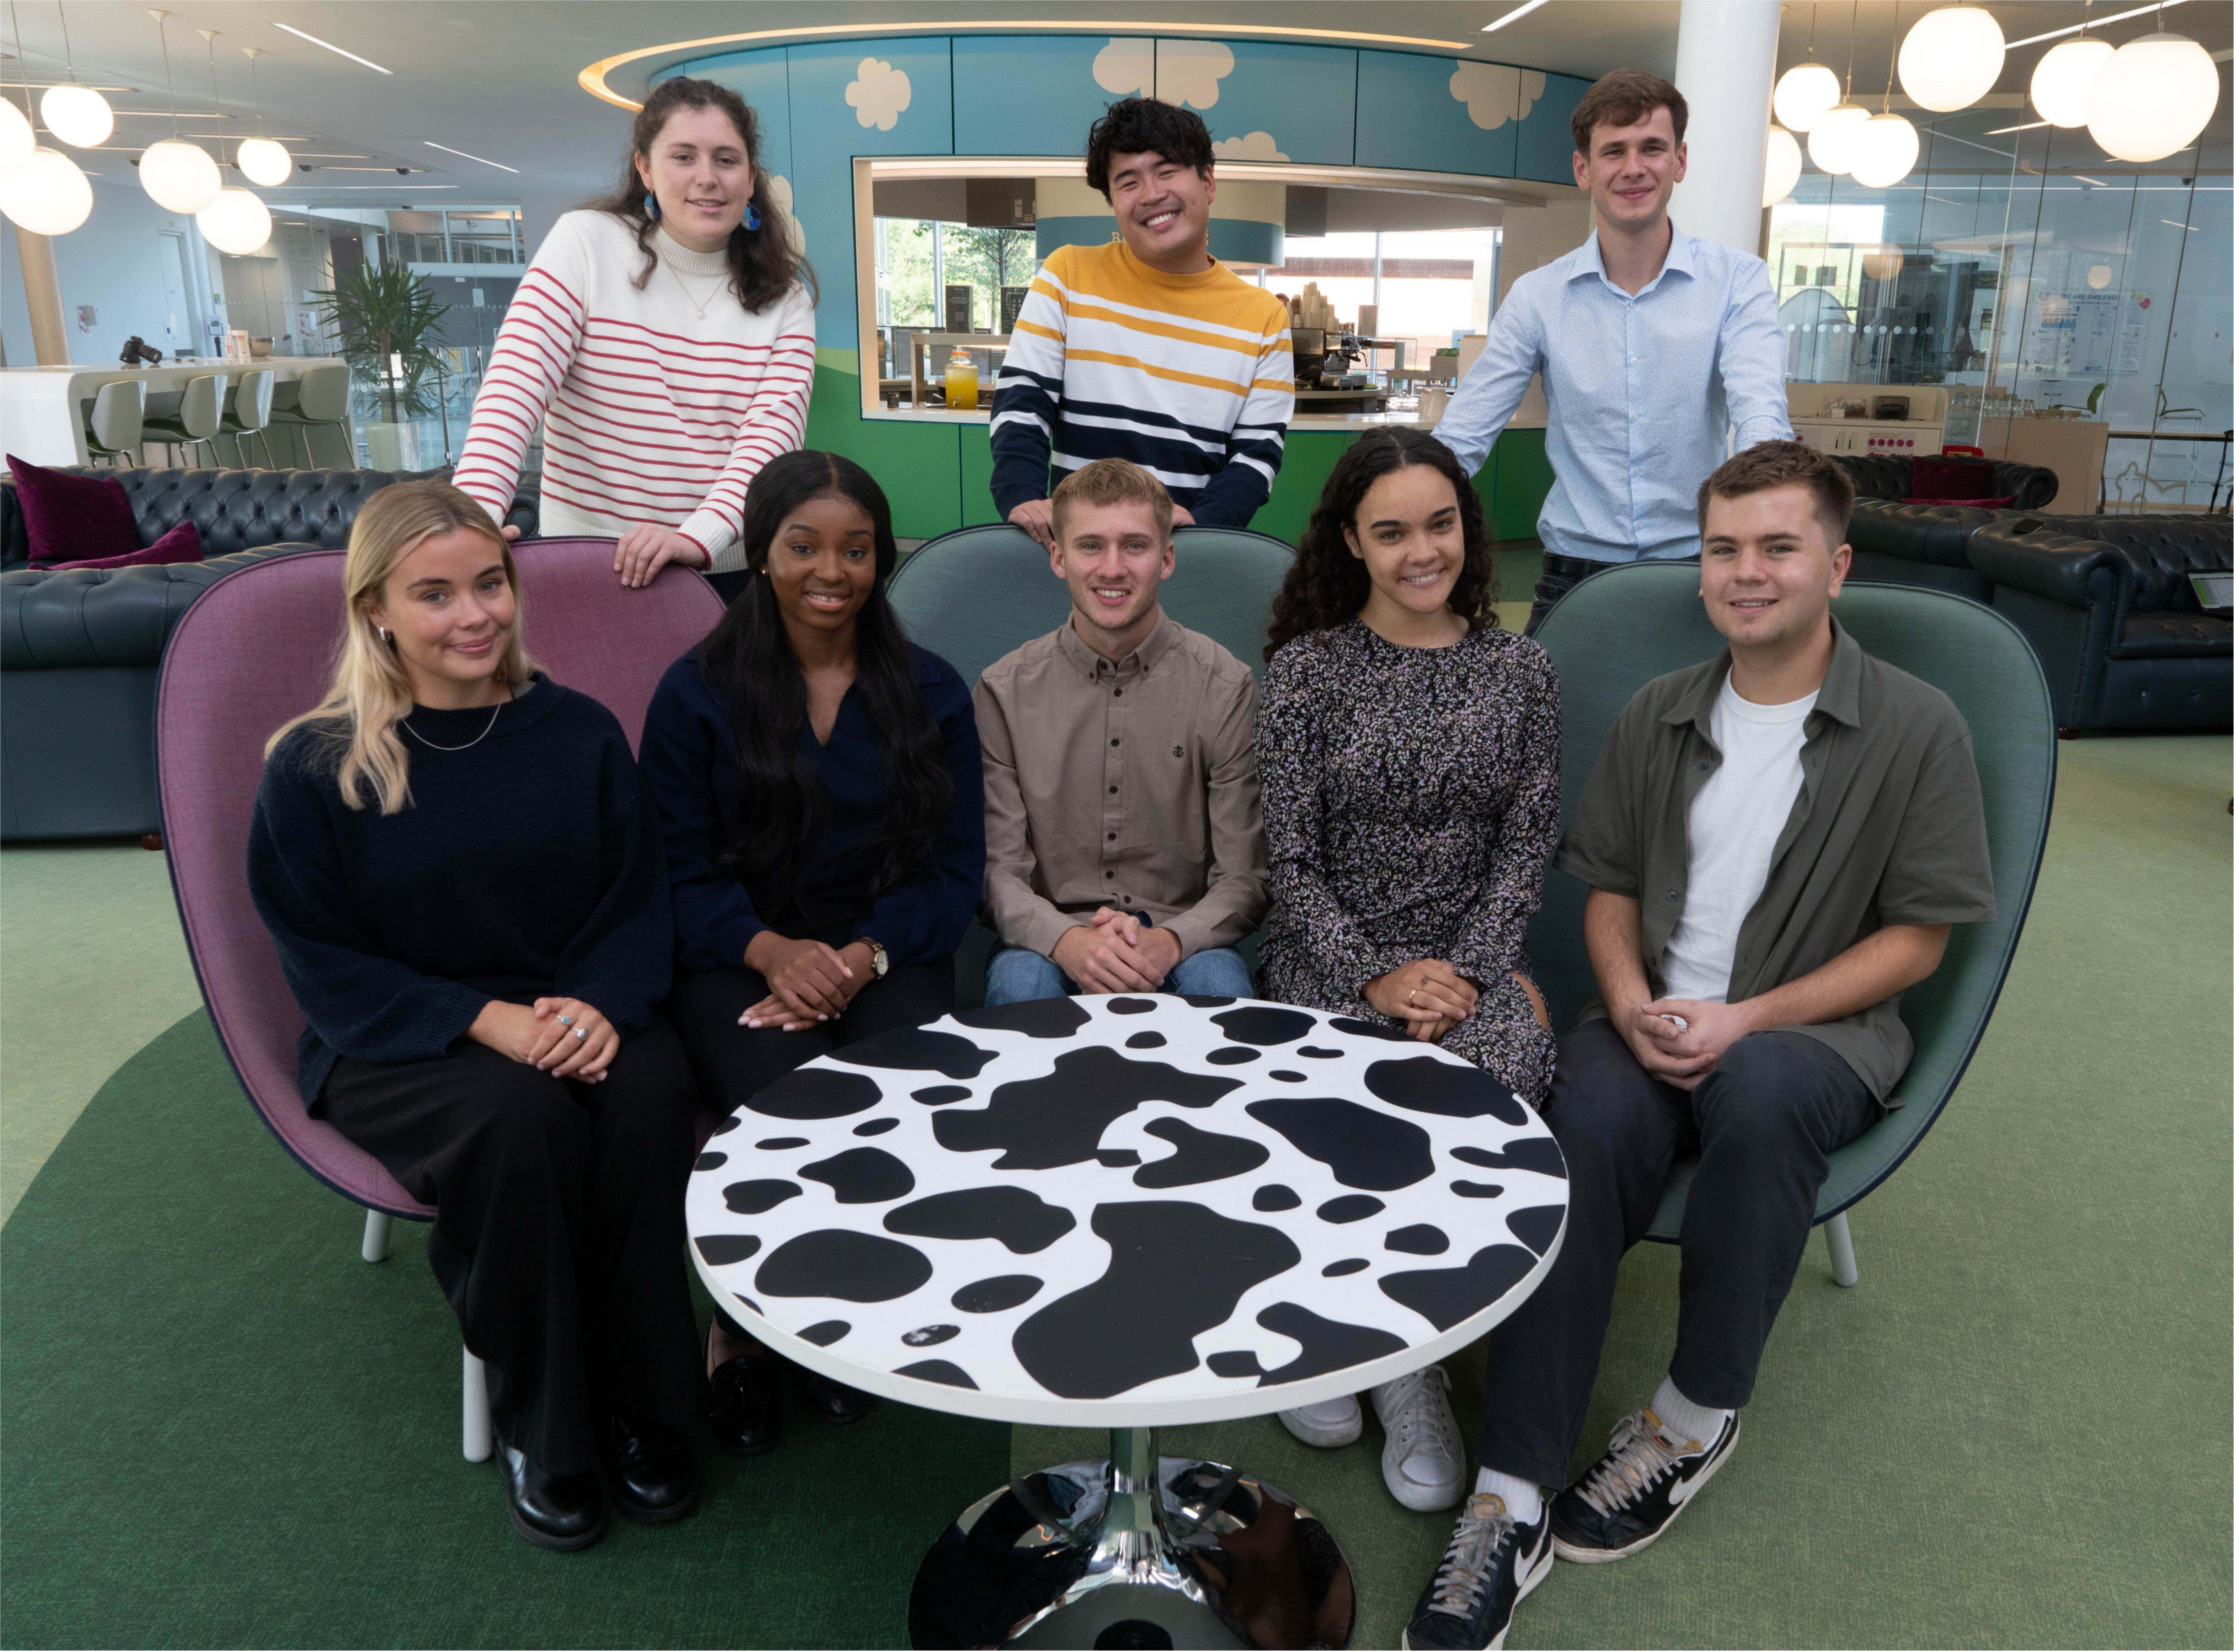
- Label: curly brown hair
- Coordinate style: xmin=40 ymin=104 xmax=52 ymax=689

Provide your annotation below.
xmin=1264 ymin=428 xmax=1498 ymax=660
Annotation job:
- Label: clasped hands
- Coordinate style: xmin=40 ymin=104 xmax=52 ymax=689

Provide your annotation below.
xmin=1363 ymin=961 xmax=1552 ymax=1044
xmin=1052 ymin=908 xmax=1183 ymax=994
xmin=740 ymin=933 xmax=880 ymax=1031
xmin=1617 ymin=995 xmax=1758 ymax=1091
xmin=468 ymin=997 xmax=618 ymax=1081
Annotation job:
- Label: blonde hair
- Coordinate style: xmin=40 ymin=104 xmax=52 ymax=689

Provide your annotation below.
xmin=1050 ymin=457 xmax=1174 ymax=541
xmin=265 ymin=481 xmax=534 ymax=814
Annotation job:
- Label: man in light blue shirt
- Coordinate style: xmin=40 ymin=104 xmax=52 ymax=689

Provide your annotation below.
xmin=1434 ymin=70 xmax=1790 ymax=633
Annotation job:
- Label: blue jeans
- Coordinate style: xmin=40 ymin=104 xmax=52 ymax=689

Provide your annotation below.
xmin=983 ymin=942 xmax=1255 ymax=1005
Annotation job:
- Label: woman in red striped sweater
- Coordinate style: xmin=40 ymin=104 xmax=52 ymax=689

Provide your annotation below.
xmin=455 ymin=78 xmax=816 ymax=587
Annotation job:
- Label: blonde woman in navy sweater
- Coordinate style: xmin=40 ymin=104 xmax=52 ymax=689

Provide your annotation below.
xmin=248 ymin=481 xmax=701 ymax=1552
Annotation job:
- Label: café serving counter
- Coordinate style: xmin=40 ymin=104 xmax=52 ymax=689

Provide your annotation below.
xmin=0 ymin=358 xmax=353 ymax=467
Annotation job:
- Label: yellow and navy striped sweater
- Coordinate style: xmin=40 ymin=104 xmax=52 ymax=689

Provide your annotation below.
xmin=989 ymin=241 xmax=1295 ymax=528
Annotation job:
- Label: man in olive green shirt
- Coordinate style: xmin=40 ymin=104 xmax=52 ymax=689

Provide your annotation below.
xmin=1410 ymin=442 xmax=1993 ymax=1651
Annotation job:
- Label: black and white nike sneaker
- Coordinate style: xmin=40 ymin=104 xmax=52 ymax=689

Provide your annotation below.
xmin=1549 ymin=1407 xmax=1739 ymax=1563
xmin=1401 ymin=1491 xmax=1553 ymax=1650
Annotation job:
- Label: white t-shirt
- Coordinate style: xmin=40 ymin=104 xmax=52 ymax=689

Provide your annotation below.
xmin=1658 ymin=677 xmax=1819 ymax=1003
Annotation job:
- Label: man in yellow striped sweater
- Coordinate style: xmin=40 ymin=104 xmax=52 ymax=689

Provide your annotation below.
xmin=991 ymin=98 xmax=1296 ymax=548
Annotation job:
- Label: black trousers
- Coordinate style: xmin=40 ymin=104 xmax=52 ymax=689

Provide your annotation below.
xmin=669 ymin=960 xmax=956 ymax=1338
xmin=1477 ymin=1018 xmax=1877 ymax=1487
xmin=318 ymin=1015 xmax=703 ymax=1477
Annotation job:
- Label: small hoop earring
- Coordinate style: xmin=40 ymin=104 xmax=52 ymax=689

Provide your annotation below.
xmin=645 ymin=194 xmax=661 ymax=223
xmin=741 ymin=201 xmax=761 ymax=232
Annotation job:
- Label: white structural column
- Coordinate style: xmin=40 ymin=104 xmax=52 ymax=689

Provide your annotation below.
xmin=1669 ymin=0 xmax=1781 ymax=257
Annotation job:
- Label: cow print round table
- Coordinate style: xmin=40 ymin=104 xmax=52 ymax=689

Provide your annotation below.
xmin=684 ymin=993 xmax=1568 ymax=1650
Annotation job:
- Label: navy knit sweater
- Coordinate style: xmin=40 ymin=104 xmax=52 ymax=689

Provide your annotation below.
xmin=247 ymin=677 xmax=672 ymax=1104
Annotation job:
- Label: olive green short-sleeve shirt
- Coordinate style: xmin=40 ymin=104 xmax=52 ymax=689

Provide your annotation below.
xmin=1555 ymin=619 xmax=1995 ymax=1102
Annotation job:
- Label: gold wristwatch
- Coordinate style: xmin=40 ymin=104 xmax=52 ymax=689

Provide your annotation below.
xmin=861 ymin=938 xmax=890 ymax=978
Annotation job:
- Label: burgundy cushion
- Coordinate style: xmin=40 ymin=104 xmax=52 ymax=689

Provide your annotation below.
xmin=1907 ymin=494 xmax=2017 ymax=511
xmin=6 ymin=454 xmax=143 ymax=565
xmin=47 ymin=519 xmax=204 ymax=571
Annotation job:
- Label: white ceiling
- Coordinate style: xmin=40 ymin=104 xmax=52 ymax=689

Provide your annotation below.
xmin=2 ymin=1 xmax=2226 ymax=228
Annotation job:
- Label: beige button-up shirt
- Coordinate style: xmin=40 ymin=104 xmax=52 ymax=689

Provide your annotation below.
xmin=974 ymin=613 xmax=1267 ymax=961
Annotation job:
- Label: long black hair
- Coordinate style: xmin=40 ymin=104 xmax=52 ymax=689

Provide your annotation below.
xmin=588 ymin=76 xmax=817 ymax=313
xmin=1265 ymin=427 xmax=1498 ymax=659
xmin=696 ymin=451 xmax=948 ymax=929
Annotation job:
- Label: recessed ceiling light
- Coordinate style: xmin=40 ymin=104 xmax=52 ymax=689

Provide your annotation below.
xmin=2163 ymin=218 xmax=2198 ymax=230
xmin=272 ymin=24 xmax=392 ymax=75
xmin=1481 ymin=0 xmax=1553 ymax=32
xmin=318 ymin=165 xmax=428 ymax=172
xmin=1984 ymin=120 xmax=2051 ymax=135
xmin=424 ymin=141 xmax=519 ymax=173
xmin=2004 ymin=0 xmax=2189 ymax=50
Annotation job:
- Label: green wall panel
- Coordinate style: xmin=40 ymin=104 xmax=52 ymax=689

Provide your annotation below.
xmin=804 ymin=358 xmax=964 ymax=539
xmin=957 ymin=425 xmax=1002 ymax=528
xmin=1491 ymin=428 xmax=1553 ymax=540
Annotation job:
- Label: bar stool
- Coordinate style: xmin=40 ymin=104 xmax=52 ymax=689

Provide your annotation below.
xmin=265 ymin=365 xmax=352 ymax=467
xmin=83 ymin=379 xmax=147 ymax=468
xmin=141 ymin=374 xmax=225 ymax=468
xmin=219 ymin=368 xmax=277 ymax=467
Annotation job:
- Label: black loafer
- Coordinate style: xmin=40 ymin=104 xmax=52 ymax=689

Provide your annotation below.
xmin=708 ymin=1352 xmax=782 ymax=1456
xmin=499 ymin=1444 xmax=608 ymax=1551
xmin=601 ymin=1415 xmax=700 ymax=1524
xmin=794 ymin=1361 xmax=874 ymax=1426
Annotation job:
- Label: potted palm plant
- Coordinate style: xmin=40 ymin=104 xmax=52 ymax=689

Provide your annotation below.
xmin=308 ymin=261 xmax=449 ymax=471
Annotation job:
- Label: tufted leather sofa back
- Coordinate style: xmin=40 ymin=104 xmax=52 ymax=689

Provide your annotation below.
xmin=1 ymin=464 xmax=446 ymax=567
xmin=2024 ymin=513 xmax=2231 ymax=612
xmin=1834 ymin=454 xmax=2060 ymax=512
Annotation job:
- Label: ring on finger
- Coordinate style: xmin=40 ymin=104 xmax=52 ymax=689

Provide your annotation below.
xmin=572 ymin=1025 xmax=588 ymax=1041
xmin=557 ymin=1013 xmax=574 ymax=1027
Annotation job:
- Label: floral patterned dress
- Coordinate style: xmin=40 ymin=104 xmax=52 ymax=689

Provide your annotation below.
xmin=1255 ymin=620 xmax=1562 ymax=1104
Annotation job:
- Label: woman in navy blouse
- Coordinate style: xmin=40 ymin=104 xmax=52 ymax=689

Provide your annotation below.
xmin=639 ymin=448 xmax=984 ymax=1455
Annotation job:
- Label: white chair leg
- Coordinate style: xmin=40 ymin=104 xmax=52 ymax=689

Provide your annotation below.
xmin=360 ymin=1209 xmax=392 ymax=1263
xmin=1825 ymin=1210 xmax=1859 ymax=1287
xmin=462 ymin=1348 xmax=493 ymax=1463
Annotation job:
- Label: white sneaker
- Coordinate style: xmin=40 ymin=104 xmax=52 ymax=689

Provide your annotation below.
xmin=1372 ymin=1365 xmax=1466 ymax=1511
xmin=1277 ymin=1395 xmax=1362 ymax=1447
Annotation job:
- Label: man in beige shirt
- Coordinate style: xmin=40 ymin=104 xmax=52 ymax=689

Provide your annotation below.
xmin=975 ymin=458 xmax=1266 ymax=1002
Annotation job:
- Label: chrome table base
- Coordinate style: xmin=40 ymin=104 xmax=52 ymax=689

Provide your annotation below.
xmin=909 ymin=1427 xmax=1354 ymax=1649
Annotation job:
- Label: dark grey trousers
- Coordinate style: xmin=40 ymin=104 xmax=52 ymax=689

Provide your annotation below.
xmin=1477 ymin=1018 xmax=1877 ymax=1487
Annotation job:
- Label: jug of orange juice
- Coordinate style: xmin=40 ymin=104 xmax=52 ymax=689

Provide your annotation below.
xmin=944 ymin=348 xmax=979 ymax=410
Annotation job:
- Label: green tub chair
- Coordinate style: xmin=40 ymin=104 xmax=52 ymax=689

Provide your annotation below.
xmin=1526 ymin=562 xmax=2058 ymax=1284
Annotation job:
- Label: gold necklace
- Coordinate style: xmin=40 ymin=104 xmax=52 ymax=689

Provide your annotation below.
xmin=658 ymin=254 xmax=730 ymax=320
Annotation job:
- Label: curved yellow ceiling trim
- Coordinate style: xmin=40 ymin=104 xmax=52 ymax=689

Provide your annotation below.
xmin=580 ymin=19 xmax=1479 ymax=111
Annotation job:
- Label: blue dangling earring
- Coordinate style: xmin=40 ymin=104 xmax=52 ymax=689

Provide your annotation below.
xmin=742 ymin=201 xmax=761 ymax=232
xmin=645 ymin=194 xmax=661 ymax=223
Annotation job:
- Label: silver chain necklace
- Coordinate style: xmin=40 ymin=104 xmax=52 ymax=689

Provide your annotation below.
xmin=402 ymin=702 xmax=502 ymax=751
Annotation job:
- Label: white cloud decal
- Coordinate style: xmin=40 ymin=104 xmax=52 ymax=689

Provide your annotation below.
xmin=1092 ymin=37 xmax=1155 ymax=98
xmin=846 ymin=57 xmax=911 ymax=131
xmin=1212 ymin=131 xmax=1288 ymax=162
xmin=1157 ymin=39 xmax=1236 ymax=110
xmin=1449 ymin=62 xmax=1547 ymax=131
xmin=766 ymin=173 xmax=803 ymax=254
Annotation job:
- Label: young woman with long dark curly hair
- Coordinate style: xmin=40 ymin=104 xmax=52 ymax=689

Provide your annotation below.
xmin=637 ymin=449 xmax=983 ymax=1457
xmin=453 ymin=76 xmax=816 ymax=587
xmin=1255 ymin=427 xmax=1564 ymax=1512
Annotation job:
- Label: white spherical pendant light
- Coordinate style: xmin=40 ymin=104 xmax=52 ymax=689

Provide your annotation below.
xmin=197 ymin=185 xmax=271 ymax=254
xmin=234 ymin=135 xmax=293 ymax=188
xmin=2085 ymin=263 xmax=2115 ymax=291
xmin=1860 ymin=245 xmax=1906 ymax=283
xmin=1763 ymin=124 xmax=1803 ymax=207
xmin=2031 ymin=37 xmax=2114 ymax=128
xmin=39 ymin=83 xmax=112 ymax=148
xmin=1808 ymin=102 xmax=1872 ymax=175
xmin=0 ymin=145 xmax=93 ymax=235
xmin=0 ymin=99 xmax=33 ymax=181
xmin=140 ymin=136 xmax=221 ymax=213
xmin=1898 ymin=5 xmax=2006 ymax=113
xmin=1773 ymin=61 xmax=1843 ymax=132
xmin=2087 ymin=33 xmax=2221 ymax=164
xmin=1850 ymin=112 xmax=1921 ymax=189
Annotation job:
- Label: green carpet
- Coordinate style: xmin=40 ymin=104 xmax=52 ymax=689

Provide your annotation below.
xmin=2 ymin=735 xmax=2228 ymax=1648
xmin=0 ymin=1010 xmax=1008 ymax=1649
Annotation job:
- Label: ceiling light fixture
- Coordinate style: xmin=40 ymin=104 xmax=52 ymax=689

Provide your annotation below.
xmin=1898 ymin=4 xmax=2006 ymax=113
xmin=271 ymin=22 xmax=390 ymax=75
xmin=0 ymin=5 xmax=33 ymax=181
xmin=2004 ymin=0 xmax=2189 ymax=50
xmin=1854 ymin=1 xmax=1922 ymax=188
xmin=1763 ymin=123 xmax=1803 ymax=205
xmin=138 ymin=10 xmax=219 ymax=213
xmin=1985 ymin=119 xmax=2053 ymax=134
xmin=1 ymin=0 xmax=89 ymax=228
xmin=1481 ymin=0 xmax=1553 ymax=33
xmin=1809 ymin=1 xmax=1873 ymax=174
xmin=195 ymin=24 xmax=269 ymax=251
xmin=233 ymin=44 xmax=289 ymax=185
xmin=424 ymin=140 xmax=518 ymax=172
xmin=39 ymin=3 xmax=112 ymax=147
xmin=1774 ymin=4 xmax=1843 ymax=131
xmin=2088 ymin=29 xmax=2220 ymax=162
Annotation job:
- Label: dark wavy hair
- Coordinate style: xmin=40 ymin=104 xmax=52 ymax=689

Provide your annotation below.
xmin=589 ymin=76 xmax=817 ymax=312
xmin=1085 ymin=96 xmax=1215 ymax=199
xmin=1264 ymin=428 xmax=1498 ymax=660
xmin=695 ymin=451 xmax=947 ymax=931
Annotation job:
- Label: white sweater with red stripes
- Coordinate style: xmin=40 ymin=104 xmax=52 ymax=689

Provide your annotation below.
xmin=453 ymin=210 xmax=815 ymax=572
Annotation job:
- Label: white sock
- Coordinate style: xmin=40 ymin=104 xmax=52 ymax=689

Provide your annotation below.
xmin=1472 ymin=1466 xmax=1543 ymax=1523
xmin=1651 ymin=1375 xmax=1733 ymax=1449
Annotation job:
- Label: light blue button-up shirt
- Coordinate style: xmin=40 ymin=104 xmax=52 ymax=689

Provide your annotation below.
xmin=1434 ymin=225 xmax=1790 ymax=564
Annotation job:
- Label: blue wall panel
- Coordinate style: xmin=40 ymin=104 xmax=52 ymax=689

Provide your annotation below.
xmin=1358 ymin=52 xmax=1555 ymax=178
xmin=1161 ymin=39 xmax=1356 ymax=167
xmin=952 ymin=35 xmax=1124 ymax=155
xmin=1514 ymin=71 xmax=1590 ymax=185
xmin=657 ymin=47 xmax=792 ymax=181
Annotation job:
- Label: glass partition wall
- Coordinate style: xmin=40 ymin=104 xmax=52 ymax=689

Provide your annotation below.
xmin=1771 ymin=101 xmax=2231 ymax=513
